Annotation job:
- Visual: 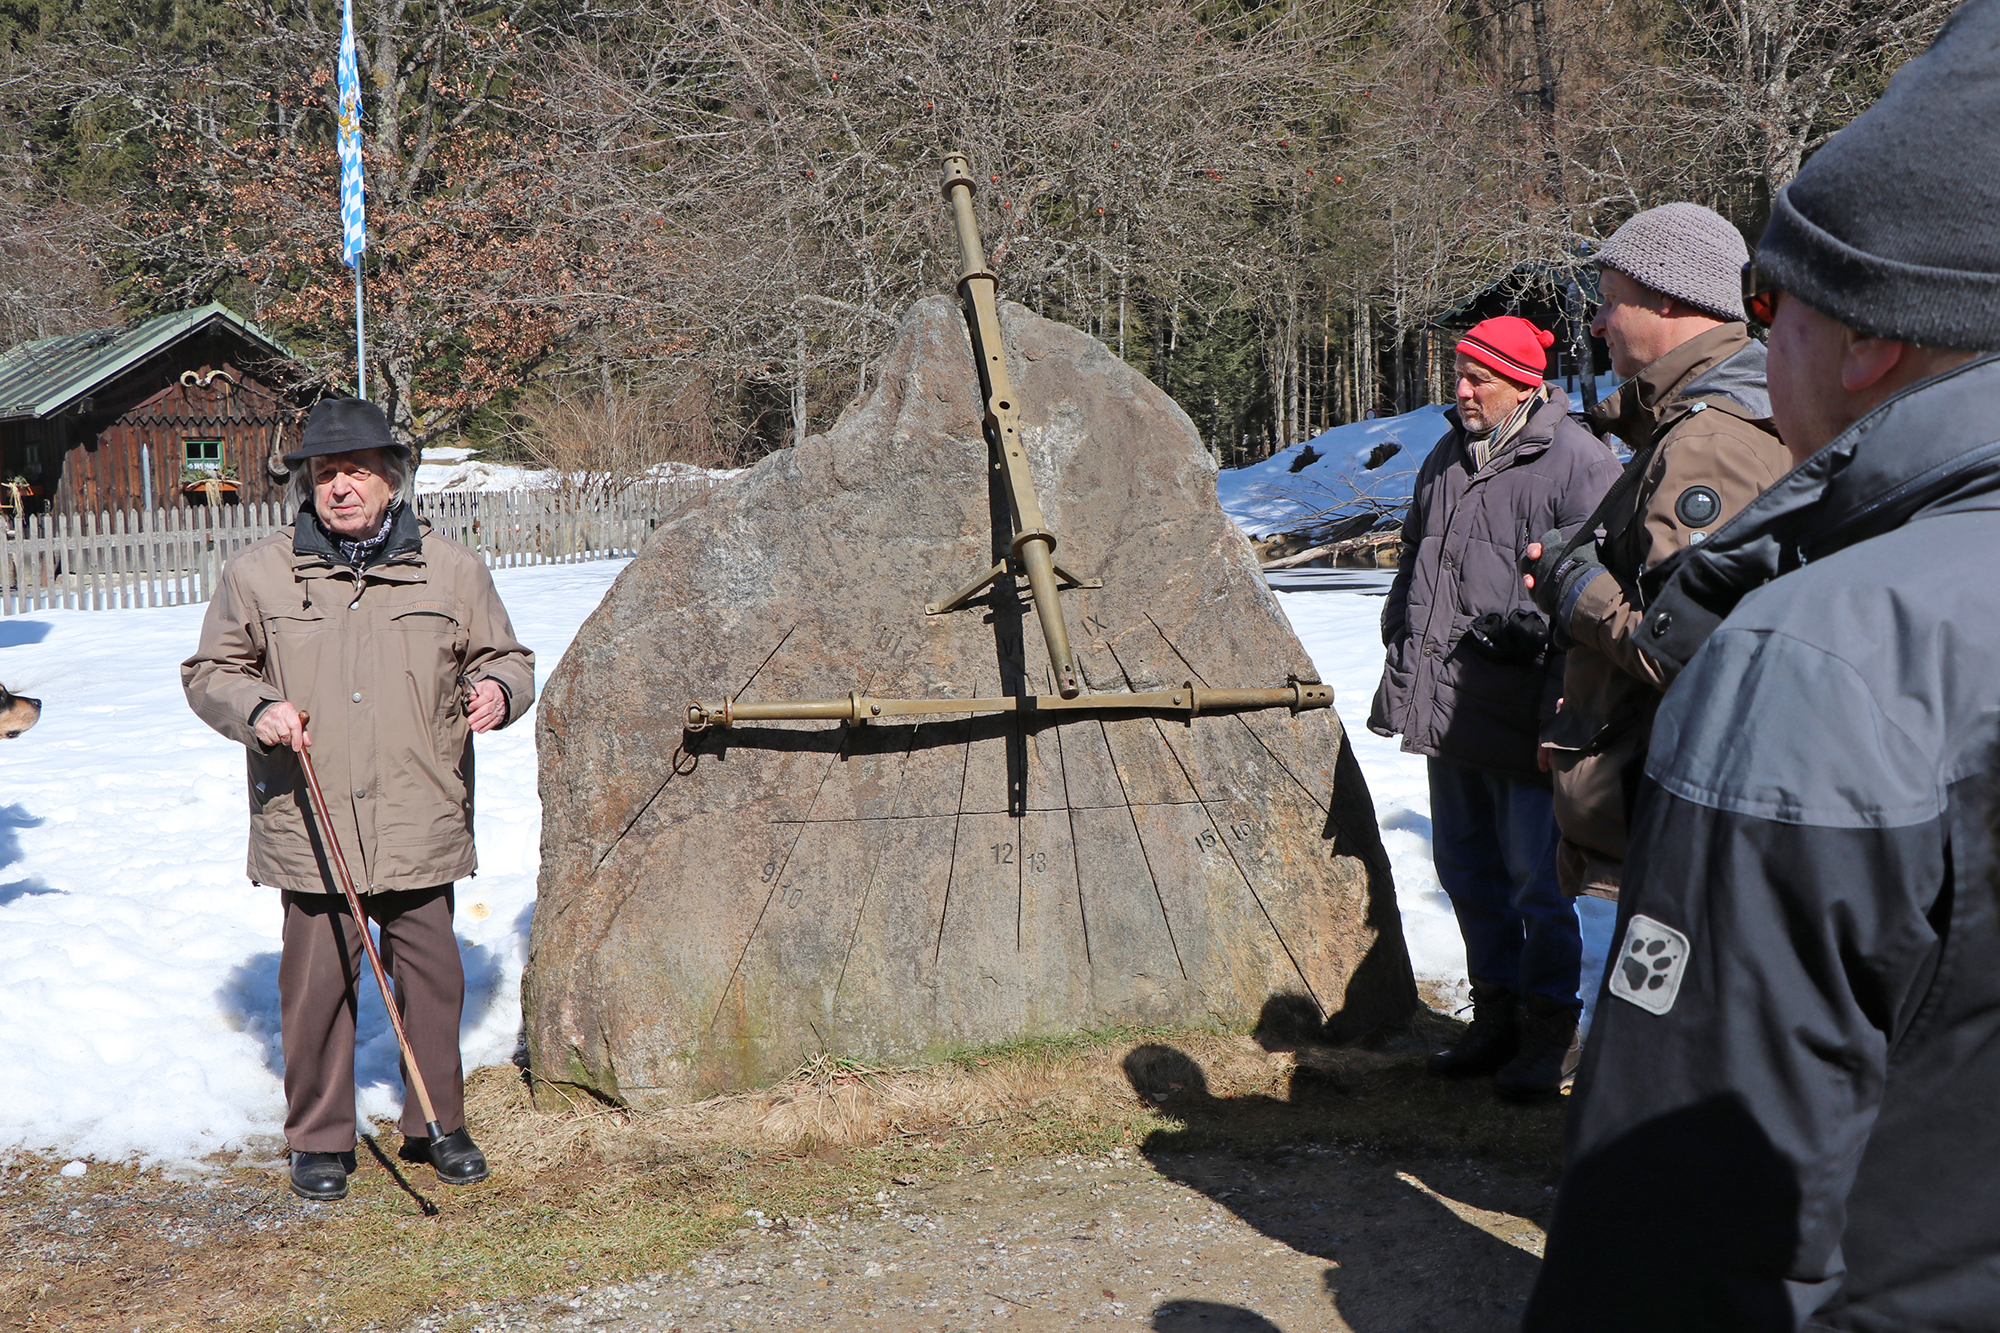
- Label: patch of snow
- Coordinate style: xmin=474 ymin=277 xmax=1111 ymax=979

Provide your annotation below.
xmin=1216 ymin=406 xmax=1448 ymax=537
xmin=415 ymin=457 xmax=746 ymax=495
xmin=415 ymin=459 xmax=555 ymax=494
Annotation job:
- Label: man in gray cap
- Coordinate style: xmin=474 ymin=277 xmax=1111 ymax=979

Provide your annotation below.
xmin=1528 ymin=1 xmax=2000 ymax=1325
xmin=1520 ymin=204 xmax=1791 ymax=926
xmin=183 ymin=397 xmax=534 ymax=1202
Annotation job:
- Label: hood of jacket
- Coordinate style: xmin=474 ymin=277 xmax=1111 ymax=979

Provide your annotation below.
xmin=1636 ymin=352 xmax=2000 ymax=678
xmin=1593 ymin=323 xmax=1770 ymax=445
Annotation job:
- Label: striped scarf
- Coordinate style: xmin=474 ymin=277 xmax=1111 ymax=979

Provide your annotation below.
xmin=1469 ymin=386 xmax=1549 ymax=473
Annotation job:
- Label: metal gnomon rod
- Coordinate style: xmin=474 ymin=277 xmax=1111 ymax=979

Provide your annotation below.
xmin=294 ymin=711 xmax=447 ymax=1146
xmin=684 ymin=152 xmax=1333 ymax=734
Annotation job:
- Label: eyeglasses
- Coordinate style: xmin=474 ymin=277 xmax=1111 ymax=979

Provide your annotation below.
xmin=1742 ymin=261 xmax=1781 ymax=326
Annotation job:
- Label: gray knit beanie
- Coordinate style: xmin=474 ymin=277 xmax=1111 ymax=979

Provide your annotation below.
xmin=1593 ymin=203 xmax=1748 ymax=322
xmin=1755 ymin=0 xmax=2000 ymax=347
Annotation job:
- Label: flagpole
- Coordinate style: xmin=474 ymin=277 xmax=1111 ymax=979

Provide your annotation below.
xmin=337 ymin=0 xmax=367 ymax=402
xmin=355 ymin=264 xmax=366 ymax=401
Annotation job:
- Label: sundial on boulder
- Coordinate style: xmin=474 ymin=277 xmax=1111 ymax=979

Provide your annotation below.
xmin=525 ymin=156 xmax=1416 ymax=1107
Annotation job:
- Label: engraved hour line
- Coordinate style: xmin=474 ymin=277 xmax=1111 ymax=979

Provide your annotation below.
xmin=733 ymin=622 xmax=799 ymax=702
xmin=1097 ymin=714 xmax=1188 ymax=981
xmin=600 ymin=619 xmax=802 ymax=867
xmin=931 ymin=716 xmax=978 ymax=969
xmin=1096 ymin=638 xmax=1190 ymax=979
xmin=1143 ymin=610 xmax=1335 ymax=818
xmin=587 ymin=619 xmax=808 ymax=958
xmin=1048 ymin=696 xmax=1096 ymax=964
xmin=1016 ymin=811 xmax=1025 ymax=953
xmin=831 ymin=717 xmax=929 ymax=1007
xmin=1148 ymin=713 xmax=1326 ymax=1014
xmin=706 ymin=666 xmax=877 ymax=1037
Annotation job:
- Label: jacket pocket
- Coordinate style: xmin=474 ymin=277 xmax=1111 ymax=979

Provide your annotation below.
xmin=262 ymin=610 xmax=330 ymax=702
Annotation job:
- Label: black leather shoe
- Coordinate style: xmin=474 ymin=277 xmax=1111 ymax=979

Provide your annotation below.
xmin=400 ymin=1128 xmax=489 ymax=1185
xmin=1427 ymin=983 xmax=1519 ymax=1077
xmin=289 ymin=1150 xmax=353 ymax=1202
xmin=1495 ymin=995 xmax=1582 ymax=1103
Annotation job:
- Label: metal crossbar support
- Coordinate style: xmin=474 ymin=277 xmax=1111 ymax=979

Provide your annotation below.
xmin=681 ymin=153 xmax=1335 ymax=737
xmin=686 ymin=681 xmax=1332 ymax=731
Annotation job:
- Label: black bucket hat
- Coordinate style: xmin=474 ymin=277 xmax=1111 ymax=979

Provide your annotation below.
xmin=283 ymin=397 xmax=408 ymax=468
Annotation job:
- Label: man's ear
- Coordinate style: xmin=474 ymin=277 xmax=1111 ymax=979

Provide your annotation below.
xmin=1841 ymin=334 xmax=1909 ymax=393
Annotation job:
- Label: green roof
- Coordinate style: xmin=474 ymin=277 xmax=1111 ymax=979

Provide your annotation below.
xmin=0 ymin=303 xmax=293 ymax=423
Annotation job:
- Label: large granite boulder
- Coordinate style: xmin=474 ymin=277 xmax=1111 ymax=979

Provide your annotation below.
xmin=526 ymin=296 xmax=1416 ymax=1107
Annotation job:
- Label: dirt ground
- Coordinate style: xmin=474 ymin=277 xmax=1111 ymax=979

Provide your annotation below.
xmin=424 ymin=1145 xmax=1550 ymax=1333
xmin=0 ymin=1019 xmax=1563 ymax=1333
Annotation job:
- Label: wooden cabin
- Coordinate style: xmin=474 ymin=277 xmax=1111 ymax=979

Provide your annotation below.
xmin=0 ymin=303 xmax=302 ymax=517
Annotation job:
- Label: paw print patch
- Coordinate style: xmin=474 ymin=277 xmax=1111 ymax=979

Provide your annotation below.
xmin=1609 ymin=914 xmax=1691 ymax=1015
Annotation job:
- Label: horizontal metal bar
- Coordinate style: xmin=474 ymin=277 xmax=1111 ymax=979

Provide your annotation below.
xmin=684 ymin=681 xmax=1332 ymax=730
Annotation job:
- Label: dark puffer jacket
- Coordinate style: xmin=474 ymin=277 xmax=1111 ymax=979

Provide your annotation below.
xmin=1369 ymin=389 xmax=1618 ymax=782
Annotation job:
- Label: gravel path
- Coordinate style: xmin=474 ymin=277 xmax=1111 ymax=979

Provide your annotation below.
xmin=411 ymin=1143 xmax=1551 ymax=1333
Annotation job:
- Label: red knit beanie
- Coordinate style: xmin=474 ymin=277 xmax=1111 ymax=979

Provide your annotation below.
xmin=1455 ymin=316 xmax=1556 ymax=387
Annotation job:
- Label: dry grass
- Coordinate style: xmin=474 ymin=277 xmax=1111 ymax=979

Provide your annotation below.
xmin=0 ymin=1015 xmax=1562 ymax=1332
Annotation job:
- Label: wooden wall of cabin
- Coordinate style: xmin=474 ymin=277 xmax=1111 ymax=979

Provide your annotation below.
xmin=63 ymin=408 xmax=293 ymax=515
xmin=0 ymin=418 xmax=73 ymax=511
xmin=48 ymin=336 xmax=301 ymax=516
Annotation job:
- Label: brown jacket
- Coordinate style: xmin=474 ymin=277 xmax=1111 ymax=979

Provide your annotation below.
xmin=182 ymin=505 xmax=536 ymax=895
xmin=1543 ymin=323 xmax=1789 ymax=895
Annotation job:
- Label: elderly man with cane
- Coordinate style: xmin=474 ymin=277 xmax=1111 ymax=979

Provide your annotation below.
xmin=184 ymin=398 xmax=534 ymax=1202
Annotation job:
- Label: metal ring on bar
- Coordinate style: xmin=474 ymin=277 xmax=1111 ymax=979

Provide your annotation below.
xmin=1008 ymin=527 xmax=1059 ymax=561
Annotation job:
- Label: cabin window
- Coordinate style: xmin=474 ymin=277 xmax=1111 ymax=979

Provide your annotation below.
xmin=22 ymin=444 xmax=39 ymax=472
xmin=183 ymin=439 xmax=224 ymax=474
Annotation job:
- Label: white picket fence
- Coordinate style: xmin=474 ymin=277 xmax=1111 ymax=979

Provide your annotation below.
xmin=0 ymin=480 xmax=717 ymax=615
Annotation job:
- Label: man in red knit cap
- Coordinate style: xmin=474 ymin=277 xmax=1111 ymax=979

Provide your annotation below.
xmin=1371 ymin=315 xmax=1618 ymax=1100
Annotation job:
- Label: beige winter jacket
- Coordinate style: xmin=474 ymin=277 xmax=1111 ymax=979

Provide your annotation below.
xmin=182 ymin=505 xmax=535 ymax=895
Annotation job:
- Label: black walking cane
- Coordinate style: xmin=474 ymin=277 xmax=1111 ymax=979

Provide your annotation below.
xmin=294 ymin=712 xmax=448 ymax=1147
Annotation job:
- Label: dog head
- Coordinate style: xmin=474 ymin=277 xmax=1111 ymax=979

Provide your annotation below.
xmin=0 ymin=685 xmax=40 ymax=738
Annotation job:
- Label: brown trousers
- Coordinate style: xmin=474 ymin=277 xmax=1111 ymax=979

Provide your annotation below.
xmin=279 ymin=885 xmax=466 ymax=1152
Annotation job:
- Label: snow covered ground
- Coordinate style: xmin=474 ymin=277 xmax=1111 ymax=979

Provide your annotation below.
xmin=0 ymin=557 xmax=1606 ymax=1168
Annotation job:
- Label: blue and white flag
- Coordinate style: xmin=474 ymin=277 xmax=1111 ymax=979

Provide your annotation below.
xmin=336 ymin=0 xmax=366 ymax=267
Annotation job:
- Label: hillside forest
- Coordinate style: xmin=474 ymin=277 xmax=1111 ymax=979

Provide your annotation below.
xmin=0 ymin=0 xmax=1951 ymax=470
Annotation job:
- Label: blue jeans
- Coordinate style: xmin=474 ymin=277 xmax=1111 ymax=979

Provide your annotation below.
xmin=1427 ymin=757 xmax=1580 ymax=1006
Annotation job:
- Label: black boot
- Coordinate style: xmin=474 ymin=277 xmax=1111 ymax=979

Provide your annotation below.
xmin=289 ymin=1150 xmax=354 ymax=1202
xmin=1428 ymin=984 xmax=1520 ymax=1077
xmin=1495 ymin=996 xmax=1581 ymax=1103
xmin=399 ymin=1127 xmax=489 ymax=1185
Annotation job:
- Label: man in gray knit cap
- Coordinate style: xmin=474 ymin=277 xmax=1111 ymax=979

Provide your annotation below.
xmin=1529 ymin=1 xmax=2000 ymax=1326
xmin=1521 ymin=204 xmax=1790 ymax=922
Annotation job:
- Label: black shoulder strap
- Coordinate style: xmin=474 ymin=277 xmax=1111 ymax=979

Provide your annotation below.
xmin=1549 ymin=402 xmax=1712 ymax=570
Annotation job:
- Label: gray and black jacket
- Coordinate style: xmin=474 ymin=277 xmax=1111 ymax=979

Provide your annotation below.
xmin=1527 ymin=353 xmax=2000 ymax=1330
